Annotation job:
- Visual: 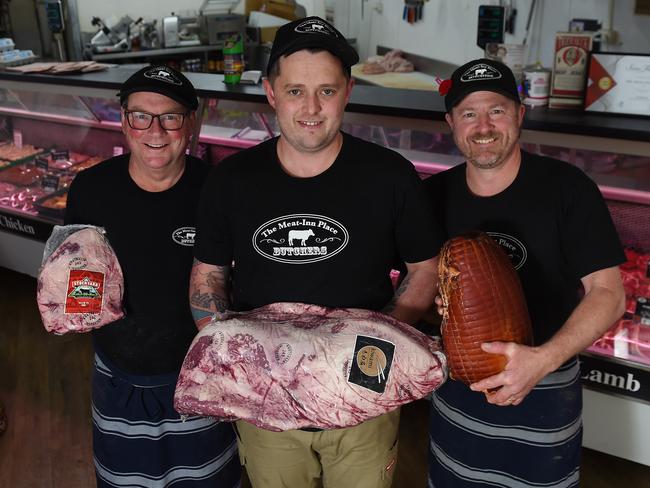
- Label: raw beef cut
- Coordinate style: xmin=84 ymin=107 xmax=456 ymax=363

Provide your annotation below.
xmin=174 ymin=303 xmax=447 ymax=431
xmin=439 ymin=231 xmax=533 ymax=385
xmin=37 ymin=225 xmax=124 ymax=334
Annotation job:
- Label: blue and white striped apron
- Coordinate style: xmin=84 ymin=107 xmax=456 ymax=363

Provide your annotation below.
xmin=428 ymin=358 xmax=582 ymax=488
xmin=92 ymin=352 xmax=241 ymax=487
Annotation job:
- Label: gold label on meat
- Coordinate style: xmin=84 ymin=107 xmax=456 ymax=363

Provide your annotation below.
xmin=348 ymin=336 xmax=395 ymax=393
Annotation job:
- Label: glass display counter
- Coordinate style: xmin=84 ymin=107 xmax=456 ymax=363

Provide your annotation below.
xmin=1 ymin=67 xmax=649 ymax=465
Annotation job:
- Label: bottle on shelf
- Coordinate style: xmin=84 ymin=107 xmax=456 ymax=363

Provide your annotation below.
xmin=223 ymin=34 xmax=244 ymax=84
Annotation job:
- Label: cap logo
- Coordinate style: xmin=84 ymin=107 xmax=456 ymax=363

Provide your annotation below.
xmin=295 ymin=19 xmax=337 ymax=36
xmin=144 ymin=66 xmax=182 ymax=86
xmin=460 ymin=63 xmax=502 ymax=83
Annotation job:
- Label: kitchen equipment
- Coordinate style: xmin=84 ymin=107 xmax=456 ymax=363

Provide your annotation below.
xmin=198 ymin=0 xmax=245 ymax=47
xmin=163 ymin=13 xmax=201 ymax=48
xmin=89 ymin=16 xmax=137 ymax=54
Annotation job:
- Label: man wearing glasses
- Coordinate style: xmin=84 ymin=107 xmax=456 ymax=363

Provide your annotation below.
xmin=64 ymin=65 xmax=240 ymax=488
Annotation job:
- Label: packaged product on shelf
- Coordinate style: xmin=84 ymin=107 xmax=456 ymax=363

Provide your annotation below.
xmin=550 ymin=32 xmax=593 ymax=105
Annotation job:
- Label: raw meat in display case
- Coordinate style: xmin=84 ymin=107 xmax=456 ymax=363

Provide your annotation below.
xmin=36 ymin=151 xmax=89 ymax=170
xmin=65 ymin=156 xmax=104 ymax=174
xmin=589 ymin=246 xmax=650 ymax=366
xmin=34 ymin=191 xmax=68 ymax=214
xmin=0 ymin=164 xmax=43 ymax=186
xmin=0 ymin=186 xmax=49 ymax=215
xmin=0 ymin=149 xmax=104 ymax=221
xmin=0 ymin=143 xmax=43 ymax=162
xmin=175 ymin=303 xmax=447 ymax=431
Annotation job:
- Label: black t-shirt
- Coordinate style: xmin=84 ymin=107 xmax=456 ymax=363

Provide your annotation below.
xmin=195 ymin=132 xmax=443 ymax=312
xmin=64 ymin=155 xmax=209 ymax=374
xmin=425 ymin=150 xmax=625 ymax=344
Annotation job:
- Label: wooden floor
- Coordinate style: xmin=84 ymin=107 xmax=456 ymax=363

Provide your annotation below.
xmin=1 ymin=265 xmax=649 ymax=488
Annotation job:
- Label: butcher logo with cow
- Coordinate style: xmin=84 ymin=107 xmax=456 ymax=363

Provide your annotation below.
xmin=143 ymin=66 xmax=183 ymax=85
xmin=172 ymin=226 xmax=197 ymax=246
xmin=460 ymin=63 xmax=502 ymax=83
xmin=253 ymin=213 xmax=349 ymax=264
xmin=294 ymin=19 xmax=338 ymax=37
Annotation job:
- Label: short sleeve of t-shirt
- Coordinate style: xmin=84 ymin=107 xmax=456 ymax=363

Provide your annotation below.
xmin=194 ymin=162 xmax=233 ymax=265
xmin=394 ymin=165 xmax=444 ymax=263
xmin=559 ymin=167 xmax=625 ymax=279
xmin=64 ymin=178 xmax=80 ymax=225
xmin=64 ymin=168 xmax=90 ymax=225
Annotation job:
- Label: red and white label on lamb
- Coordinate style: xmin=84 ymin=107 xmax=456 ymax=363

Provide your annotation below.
xmin=65 ymin=270 xmax=104 ymax=314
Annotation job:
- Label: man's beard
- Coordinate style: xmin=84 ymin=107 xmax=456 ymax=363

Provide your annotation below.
xmin=457 ymin=129 xmax=519 ymax=170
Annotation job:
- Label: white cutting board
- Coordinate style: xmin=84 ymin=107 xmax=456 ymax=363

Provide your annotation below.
xmin=352 ymin=64 xmax=438 ymax=91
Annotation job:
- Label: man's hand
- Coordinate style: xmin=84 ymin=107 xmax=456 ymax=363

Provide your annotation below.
xmin=434 ymin=295 xmax=444 ymax=316
xmin=469 ymin=341 xmax=553 ymax=406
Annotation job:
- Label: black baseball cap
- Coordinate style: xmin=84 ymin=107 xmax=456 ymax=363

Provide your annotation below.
xmin=441 ymin=58 xmax=520 ymax=112
xmin=267 ymin=16 xmax=359 ymax=76
xmin=117 ymin=65 xmax=198 ymax=111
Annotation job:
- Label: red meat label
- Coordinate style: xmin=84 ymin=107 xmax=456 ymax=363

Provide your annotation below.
xmin=65 ymin=270 xmax=104 ymax=314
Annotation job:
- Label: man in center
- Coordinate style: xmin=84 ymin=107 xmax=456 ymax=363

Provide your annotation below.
xmin=190 ymin=16 xmax=442 ymax=488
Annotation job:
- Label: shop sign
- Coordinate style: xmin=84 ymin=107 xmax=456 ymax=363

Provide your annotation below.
xmin=0 ymin=211 xmax=53 ymax=241
xmin=580 ymin=353 xmax=650 ymax=404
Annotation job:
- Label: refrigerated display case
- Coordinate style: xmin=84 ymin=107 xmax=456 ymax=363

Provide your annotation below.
xmin=1 ymin=67 xmax=649 ymax=465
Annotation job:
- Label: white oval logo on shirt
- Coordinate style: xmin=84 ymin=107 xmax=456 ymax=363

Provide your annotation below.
xmin=172 ymin=227 xmax=196 ymax=246
xmin=487 ymin=232 xmax=527 ymax=270
xmin=252 ymin=214 xmax=349 ymax=264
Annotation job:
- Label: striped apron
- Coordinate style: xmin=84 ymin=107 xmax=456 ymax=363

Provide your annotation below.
xmin=92 ymin=352 xmax=241 ymax=487
xmin=428 ymin=358 xmax=582 ymax=488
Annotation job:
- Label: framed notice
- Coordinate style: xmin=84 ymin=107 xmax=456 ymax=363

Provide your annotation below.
xmin=550 ymin=32 xmax=593 ymax=99
xmin=585 ymin=52 xmax=650 ymax=117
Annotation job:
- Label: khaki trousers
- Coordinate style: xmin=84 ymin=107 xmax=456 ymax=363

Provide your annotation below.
xmin=235 ymin=408 xmax=400 ymax=488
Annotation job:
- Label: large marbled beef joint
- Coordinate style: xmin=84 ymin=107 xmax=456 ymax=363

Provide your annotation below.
xmin=438 ymin=231 xmax=533 ymax=385
xmin=37 ymin=225 xmax=124 ymax=334
xmin=174 ymin=303 xmax=447 ymax=431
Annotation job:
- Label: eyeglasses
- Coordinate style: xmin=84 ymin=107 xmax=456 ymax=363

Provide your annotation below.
xmin=124 ymin=110 xmax=189 ymax=130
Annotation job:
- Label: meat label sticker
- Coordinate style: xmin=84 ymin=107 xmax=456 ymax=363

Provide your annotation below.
xmin=65 ymin=270 xmax=104 ymax=314
xmin=348 ymin=335 xmax=395 ymax=394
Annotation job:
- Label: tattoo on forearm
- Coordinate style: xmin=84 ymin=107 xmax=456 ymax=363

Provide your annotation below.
xmin=189 ymin=260 xmax=232 ymax=321
xmin=190 ymin=292 xmax=229 ymax=312
xmin=383 ymin=274 xmax=411 ymax=314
